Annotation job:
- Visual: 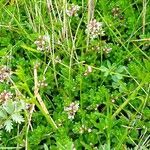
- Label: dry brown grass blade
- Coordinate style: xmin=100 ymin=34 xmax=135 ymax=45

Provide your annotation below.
xmin=34 ymin=63 xmax=58 ymax=129
xmin=88 ymin=0 xmax=95 ymax=23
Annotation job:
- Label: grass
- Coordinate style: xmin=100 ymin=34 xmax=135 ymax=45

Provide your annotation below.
xmin=0 ymin=0 xmax=150 ymax=149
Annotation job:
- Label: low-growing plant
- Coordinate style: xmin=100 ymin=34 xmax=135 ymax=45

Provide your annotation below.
xmin=0 ymin=0 xmax=150 ymax=149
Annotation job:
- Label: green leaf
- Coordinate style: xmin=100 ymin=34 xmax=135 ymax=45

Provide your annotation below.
xmin=11 ymin=113 xmax=24 ymax=124
xmin=100 ymin=66 xmax=108 ymax=72
xmin=3 ymin=100 xmax=15 ymax=114
xmin=0 ymin=109 xmax=7 ymax=119
xmin=112 ymin=74 xmax=123 ymax=82
xmin=112 ymin=75 xmax=118 ymax=82
xmin=104 ymin=71 xmax=109 ymax=77
xmin=107 ymin=61 xmax=111 ymax=68
xmin=117 ymin=66 xmax=125 ymax=73
xmin=15 ymin=100 xmax=26 ymax=112
xmin=0 ymin=48 xmax=7 ymax=57
xmin=100 ymin=66 xmax=109 ymax=77
xmin=21 ymin=44 xmax=41 ymax=53
xmin=4 ymin=120 xmax=13 ymax=132
xmin=15 ymin=66 xmax=26 ymax=81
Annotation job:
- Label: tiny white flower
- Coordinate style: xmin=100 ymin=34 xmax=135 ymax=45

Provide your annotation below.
xmin=87 ymin=66 xmax=92 ymax=73
xmin=84 ymin=66 xmax=93 ymax=76
xmin=111 ymin=99 xmax=115 ymax=103
xmin=88 ymin=128 xmax=92 ymax=133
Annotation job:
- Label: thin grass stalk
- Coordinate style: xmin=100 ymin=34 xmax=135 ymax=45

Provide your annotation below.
xmin=86 ymin=0 xmax=95 ymax=51
xmin=142 ymin=0 xmax=147 ymax=34
xmin=62 ymin=0 xmax=68 ymax=40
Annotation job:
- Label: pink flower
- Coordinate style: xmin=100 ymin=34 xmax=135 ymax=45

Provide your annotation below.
xmin=85 ymin=19 xmax=105 ymax=39
xmin=0 ymin=90 xmax=13 ymax=102
xmin=64 ymin=102 xmax=79 ymax=119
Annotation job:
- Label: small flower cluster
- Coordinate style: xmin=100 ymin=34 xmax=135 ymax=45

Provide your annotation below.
xmin=64 ymin=102 xmax=79 ymax=120
xmin=66 ymin=4 xmax=80 ymax=17
xmin=79 ymin=125 xmax=92 ymax=134
xmin=112 ymin=7 xmax=123 ymax=20
xmin=0 ymin=66 xmax=11 ymax=83
xmin=103 ymin=46 xmax=112 ymax=54
xmin=86 ymin=104 xmax=98 ymax=111
xmin=92 ymin=45 xmax=100 ymax=51
xmin=0 ymin=90 xmax=13 ymax=103
xmin=37 ymin=79 xmax=48 ymax=88
xmin=34 ymin=35 xmax=50 ymax=51
xmin=84 ymin=66 xmax=92 ymax=76
xmin=86 ymin=19 xmax=105 ymax=39
xmin=112 ymin=7 xmax=121 ymax=17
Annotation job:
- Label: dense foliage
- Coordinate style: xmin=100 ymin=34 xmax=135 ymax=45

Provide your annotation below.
xmin=0 ymin=0 xmax=150 ymax=149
